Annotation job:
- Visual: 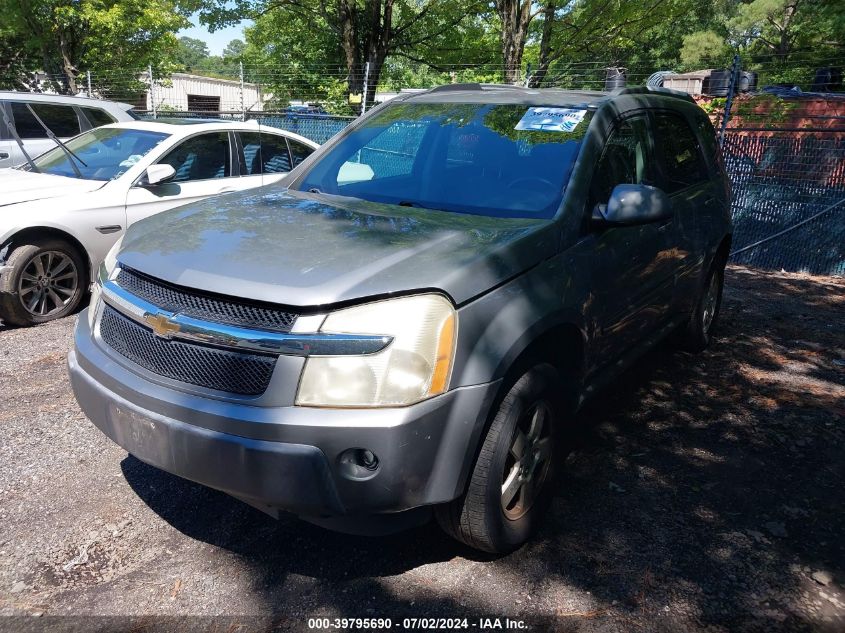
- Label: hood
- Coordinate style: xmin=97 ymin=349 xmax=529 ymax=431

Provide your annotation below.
xmin=0 ymin=169 xmax=105 ymax=207
xmin=118 ymin=189 xmax=557 ymax=307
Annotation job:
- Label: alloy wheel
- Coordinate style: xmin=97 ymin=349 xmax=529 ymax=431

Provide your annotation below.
xmin=17 ymin=250 xmax=79 ymax=318
xmin=501 ymin=401 xmax=553 ymax=520
xmin=701 ymin=272 xmax=720 ymax=334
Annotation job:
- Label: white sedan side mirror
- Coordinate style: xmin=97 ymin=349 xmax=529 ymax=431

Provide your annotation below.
xmin=144 ymin=164 xmax=176 ymax=186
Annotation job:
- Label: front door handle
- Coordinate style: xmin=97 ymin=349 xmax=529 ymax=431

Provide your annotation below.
xmin=217 ymin=187 xmax=236 ymax=194
xmin=0 ymin=152 xmax=9 ymax=159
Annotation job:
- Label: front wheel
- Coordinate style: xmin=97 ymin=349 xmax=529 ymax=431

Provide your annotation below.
xmin=676 ymin=260 xmax=725 ymax=353
xmin=435 ymin=364 xmax=561 ymax=553
xmin=0 ymin=239 xmax=88 ymax=326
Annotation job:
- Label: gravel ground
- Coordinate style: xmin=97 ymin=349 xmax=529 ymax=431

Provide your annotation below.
xmin=0 ymin=265 xmax=843 ymax=633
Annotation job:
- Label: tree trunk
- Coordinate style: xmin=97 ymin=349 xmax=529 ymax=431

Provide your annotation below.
xmin=363 ymin=0 xmax=393 ymax=109
xmin=528 ymin=0 xmax=556 ymax=88
xmin=58 ymin=32 xmax=78 ymax=94
xmin=338 ymin=0 xmax=361 ymax=95
xmin=496 ymin=0 xmax=533 ymax=84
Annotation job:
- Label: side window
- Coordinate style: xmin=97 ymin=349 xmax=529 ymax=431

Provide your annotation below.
xmin=158 ymin=132 xmax=232 ymax=182
xmin=262 ymin=135 xmax=293 ymax=173
xmin=239 ymin=132 xmax=293 ymax=175
xmin=589 ymin=115 xmax=652 ymax=209
xmin=288 ymin=139 xmax=314 ymax=167
xmin=654 ymin=113 xmax=709 ymax=192
xmin=695 ymin=115 xmax=721 ymax=176
xmin=34 ymin=104 xmax=81 ymax=137
xmin=81 ymin=107 xmax=116 ymax=128
xmin=11 ymin=103 xmax=48 ymax=138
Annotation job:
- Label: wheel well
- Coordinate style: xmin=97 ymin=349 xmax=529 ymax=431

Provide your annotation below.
xmin=714 ymin=234 xmax=732 ymax=269
xmin=501 ymin=323 xmax=586 ymax=411
xmin=2 ymin=227 xmax=91 ymax=276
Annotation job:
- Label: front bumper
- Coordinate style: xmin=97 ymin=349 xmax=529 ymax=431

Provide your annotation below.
xmin=69 ymin=310 xmax=500 ymax=517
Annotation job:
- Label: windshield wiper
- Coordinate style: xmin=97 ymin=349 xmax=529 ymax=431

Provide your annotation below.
xmin=398 ymin=200 xmax=452 ymax=213
xmin=0 ymin=105 xmax=39 ymax=172
xmin=25 ymin=103 xmax=87 ymax=178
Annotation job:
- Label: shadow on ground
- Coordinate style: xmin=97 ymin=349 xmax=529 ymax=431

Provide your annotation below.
xmin=121 ymin=266 xmax=844 ymax=631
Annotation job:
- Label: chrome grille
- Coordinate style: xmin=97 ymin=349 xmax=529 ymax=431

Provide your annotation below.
xmin=99 ymin=305 xmax=276 ymax=395
xmin=115 ymin=267 xmax=297 ymax=332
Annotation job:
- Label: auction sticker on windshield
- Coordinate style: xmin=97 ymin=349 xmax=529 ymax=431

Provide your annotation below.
xmin=515 ymin=107 xmax=587 ymax=132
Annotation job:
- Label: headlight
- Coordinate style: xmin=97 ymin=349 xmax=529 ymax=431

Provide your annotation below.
xmin=296 ymin=294 xmax=457 ymax=407
xmin=88 ymin=237 xmax=123 ymax=329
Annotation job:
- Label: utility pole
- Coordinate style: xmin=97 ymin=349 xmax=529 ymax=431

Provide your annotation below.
xmin=148 ymin=65 xmax=157 ymax=119
xmin=86 ymin=71 xmax=92 ymax=98
xmin=239 ymin=61 xmax=245 ymax=121
xmin=361 ymin=61 xmax=370 ymax=115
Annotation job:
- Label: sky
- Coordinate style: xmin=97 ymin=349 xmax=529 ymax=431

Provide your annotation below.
xmin=178 ymin=12 xmax=252 ymax=56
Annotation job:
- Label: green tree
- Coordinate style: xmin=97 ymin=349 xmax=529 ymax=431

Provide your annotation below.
xmin=222 ymin=38 xmax=246 ymax=59
xmin=526 ymin=0 xmax=701 ymax=88
xmin=175 ymin=36 xmax=211 ymax=69
xmin=197 ymin=0 xmax=488 ymax=110
xmin=680 ymin=0 xmax=845 ymax=87
xmin=0 ymin=0 xmax=192 ymax=93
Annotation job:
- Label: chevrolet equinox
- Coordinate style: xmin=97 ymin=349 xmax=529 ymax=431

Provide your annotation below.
xmin=69 ymin=84 xmax=732 ymax=553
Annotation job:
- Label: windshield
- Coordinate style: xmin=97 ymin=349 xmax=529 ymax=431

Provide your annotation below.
xmin=297 ymin=102 xmax=592 ymax=219
xmin=21 ymin=127 xmax=169 ymax=181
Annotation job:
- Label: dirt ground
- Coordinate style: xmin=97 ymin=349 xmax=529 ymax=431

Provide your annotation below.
xmin=0 ymin=265 xmax=843 ymax=633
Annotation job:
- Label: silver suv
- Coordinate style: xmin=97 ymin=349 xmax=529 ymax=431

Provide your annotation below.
xmin=69 ymin=84 xmax=732 ymax=553
xmin=0 ymin=92 xmax=136 ymax=168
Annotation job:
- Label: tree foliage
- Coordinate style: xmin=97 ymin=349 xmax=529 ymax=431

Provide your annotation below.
xmin=0 ymin=0 xmax=193 ymax=93
xmin=196 ymin=0 xmax=491 ymax=112
xmin=1 ymin=0 xmax=843 ymax=102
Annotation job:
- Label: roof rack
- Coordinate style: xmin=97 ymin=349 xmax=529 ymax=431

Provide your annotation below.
xmin=610 ymin=86 xmax=695 ymax=103
xmin=426 ymin=83 xmax=532 ymax=93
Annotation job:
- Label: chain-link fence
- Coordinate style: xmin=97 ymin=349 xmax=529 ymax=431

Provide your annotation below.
xmin=723 ymin=131 xmax=845 ymax=275
xmin=138 ymin=110 xmax=355 ymax=144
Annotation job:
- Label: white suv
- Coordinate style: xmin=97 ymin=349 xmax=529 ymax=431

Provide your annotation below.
xmin=0 ymin=92 xmax=136 ymax=168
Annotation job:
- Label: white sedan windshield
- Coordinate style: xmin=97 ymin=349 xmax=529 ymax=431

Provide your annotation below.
xmin=22 ymin=127 xmax=169 ymax=181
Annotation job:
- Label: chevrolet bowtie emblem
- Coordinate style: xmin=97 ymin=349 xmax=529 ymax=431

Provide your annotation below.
xmin=143 ymin=312 xmax=181 ymax=339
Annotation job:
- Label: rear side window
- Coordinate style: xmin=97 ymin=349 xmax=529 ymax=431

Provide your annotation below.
xmin=589 ymin=115 xmax=653 ymax=209
xmin=695 ymin=115 xmax=721 ymax=176
xmin=81 ymin=107 xmax=116 ymax=127
xmin=11 ymin=103 xmax=81 ymax=138
xmin=288 ymin=139 xmax=314 ymax=167
xmin=653 ymin=112 xmax=709 ymax=192
xmin=239 ymin=132 xmax=292 ymax=175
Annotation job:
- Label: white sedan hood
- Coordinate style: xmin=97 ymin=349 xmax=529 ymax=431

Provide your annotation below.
xmin=0 ymin=169 xmax=106 ymax=207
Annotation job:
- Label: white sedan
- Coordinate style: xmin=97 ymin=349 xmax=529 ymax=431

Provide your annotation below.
xmin=0 ymin=120 xmax=318 ymax=326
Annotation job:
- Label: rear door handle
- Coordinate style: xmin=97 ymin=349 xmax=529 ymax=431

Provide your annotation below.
xmin=217 ymin=187 xmax=236 ymax=194
xmin=0 ymin=152 xmax=9 ymax=159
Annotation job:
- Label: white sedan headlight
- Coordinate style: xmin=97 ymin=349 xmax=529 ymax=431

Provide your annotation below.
xmin=87 ymin=237 xmax=122 ymax=329
xmin=296 ymin=294 xmax=457 ymax=408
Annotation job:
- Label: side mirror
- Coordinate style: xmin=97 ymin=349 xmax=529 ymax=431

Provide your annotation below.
xmin=592 ymin=183 xmax=672 ymax=227
xmin=142 ymin=164 xmax=176 ymax=187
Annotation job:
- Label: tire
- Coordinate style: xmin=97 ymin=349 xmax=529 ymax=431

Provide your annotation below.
xmin=0 ymin=239 xmax=88 ymax=327
xmin=435 ymin=364 xmax=561 ymax=553
xmin=676 ymin=259 xmax=725 ymax=353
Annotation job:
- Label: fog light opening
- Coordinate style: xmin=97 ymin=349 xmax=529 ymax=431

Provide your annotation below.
xmin=338 ymin=448 xmax=380 ymax=480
